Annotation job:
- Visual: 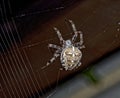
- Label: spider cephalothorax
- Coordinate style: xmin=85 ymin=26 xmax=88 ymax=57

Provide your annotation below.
xmin=44 ymin=20 xmax=85 ymax=71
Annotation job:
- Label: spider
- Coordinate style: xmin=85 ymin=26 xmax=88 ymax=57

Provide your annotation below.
xmin=43 ymin=20 xmax=85 ymax=71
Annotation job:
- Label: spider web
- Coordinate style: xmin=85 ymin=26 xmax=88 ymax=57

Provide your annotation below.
xmin=0 ymin=0 xmax=70 ymax=98
xmin=0 ymin=0 xmax=101 ymax=97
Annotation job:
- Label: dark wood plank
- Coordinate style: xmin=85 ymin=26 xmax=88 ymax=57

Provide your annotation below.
xmin=0 ymin=0 xmax=120 ymax=97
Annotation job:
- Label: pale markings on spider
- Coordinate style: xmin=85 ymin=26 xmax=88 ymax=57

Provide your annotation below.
xmin=42 ymin=20 xmax=85 ymax=71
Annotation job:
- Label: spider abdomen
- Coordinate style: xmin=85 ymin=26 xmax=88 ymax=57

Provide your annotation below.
xmin=60 ymin=46 xmax=82 ymax=70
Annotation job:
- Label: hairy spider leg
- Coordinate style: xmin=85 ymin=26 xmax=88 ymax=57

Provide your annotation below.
xmin=74 ymin=31 xmax=85 ymax=49
xmin=41 ymin=50 xmax=60 ymax=69
xmin=75 ymin=62 xmax=82 ymax=69
xmin=68 ymin=20 xmax=84 ymax=46
xmin=46 ymin=53 xmax=60 ymax=66
xmin=48 ymin=44 xmax=61 ymax=54
xmin=68 ymin=20 xmax=78 ymax=43
xmin=72 ymin=32 xmax=78 ymax=43
xmin=79 ymin=31 xmax=84 ymax=45
xmin=54 ymin=27 xmax=65 ymax=44
xmin=48 ymin=44 xmax=61 ymax=50
xmin=68 ymin=20 xmax=77 ymax=32
xmin=46 ymin=51 xmax=60 ymax=66
xmin=74 ymin=44 xmax=85 ymax=50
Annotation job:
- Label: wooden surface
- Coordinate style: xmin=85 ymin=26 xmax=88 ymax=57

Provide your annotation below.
xmin=0 ymin=0 xmax=120 ymax=97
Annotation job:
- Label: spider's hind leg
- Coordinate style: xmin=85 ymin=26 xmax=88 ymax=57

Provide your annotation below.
xmin=41 ymin=50 xmax=60 ymax=69
xmin=75 ymin=62 xmax=81 ymax=69
xmin=46 ymin=53 xmax=59 ymax=66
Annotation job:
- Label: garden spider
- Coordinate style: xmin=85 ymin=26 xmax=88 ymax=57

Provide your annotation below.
xmin=43 ymin=20 xmax=85 ymax=71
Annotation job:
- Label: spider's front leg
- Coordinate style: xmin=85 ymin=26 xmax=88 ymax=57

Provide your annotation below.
xmin=68 ymin=20 xmax=77 ymax=32
xmin=54 ymin=27 xmax=65 ymax=45
xmin=68 ymin=20 xmax=79 ymax=43
xmin=69 ymin=20 xmax=85 ymax=48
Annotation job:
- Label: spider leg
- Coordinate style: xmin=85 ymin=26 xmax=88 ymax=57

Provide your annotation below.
xmin=68 ymin=20 xmax=78 ymax=42
xmin=72 ymin=31 xmax=83 ymax=44
xmin=75 ymin=43 xmax=85 ymax=49
xmin=41 ymin=50 xmax=60 ymax=69
xmin=46 ymin=53 xmax=60 ymax=66
xmin=68 ymin=20 xmax=84 ymax=45
xmin=79 ymin=31 xmax=84 ymax=45
xmin=77 ymin=62 xmax=81 ymax=67
xmin=48 ymin=44 xmax=61 ymax=50
xmin=79 ymin=45 xmax=85 ymax=49
xmin=75 ymin=62 xmax=82 ymax=69
xmin=74 ymin=31 xmax=84 ymax=47
xmin=68 ymin=20 xmax=77 ymax=32
xmin=72 ymin=32 xmax=78 ymax=42
xmin=54 ymin=27 xmax=65 ymax=44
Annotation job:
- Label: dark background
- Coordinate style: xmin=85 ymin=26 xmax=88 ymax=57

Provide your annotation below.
xmin=1 ymin=0 xmax=77 ymax=18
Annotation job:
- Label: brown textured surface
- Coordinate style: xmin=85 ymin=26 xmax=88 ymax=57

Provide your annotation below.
xmin=0 ymin=0 xmax=120 ymax=97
